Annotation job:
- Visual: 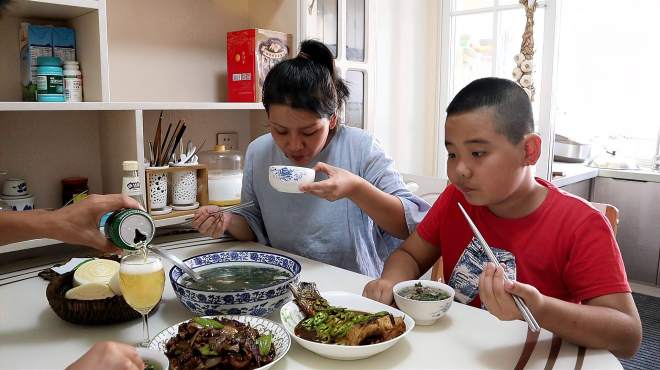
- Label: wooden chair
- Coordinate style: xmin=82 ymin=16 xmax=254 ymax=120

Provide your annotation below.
xmin=430 ymin=202 xmax=620 ymax=282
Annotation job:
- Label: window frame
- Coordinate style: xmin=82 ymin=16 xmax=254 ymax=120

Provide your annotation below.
xmin=298 ymin=0 xmax=375 ymax=132
xmin=436 ymin=0 xmax=561 ymax=180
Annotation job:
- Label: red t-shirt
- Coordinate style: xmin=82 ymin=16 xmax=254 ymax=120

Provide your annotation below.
xmin=417 ymin=178 xmax=630 ymax=308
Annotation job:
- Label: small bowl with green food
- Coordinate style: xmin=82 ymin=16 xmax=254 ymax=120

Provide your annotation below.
xmin=136 ymin=347 xmax=168 ymax=370
xmin=393 ymin=280 xmax=455 ymax=325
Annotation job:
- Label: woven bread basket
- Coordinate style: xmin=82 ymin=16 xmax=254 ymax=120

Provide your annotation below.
xmin=46 ymin=256 xmax=158 ymax=325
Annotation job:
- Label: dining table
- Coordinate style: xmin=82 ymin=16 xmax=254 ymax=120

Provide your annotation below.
xmin=0 ymin=239 xmax=623 ymax=369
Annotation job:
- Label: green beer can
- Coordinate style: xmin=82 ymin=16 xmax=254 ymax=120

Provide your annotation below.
xmin=104 ymin=208 xmax=155 ymax=250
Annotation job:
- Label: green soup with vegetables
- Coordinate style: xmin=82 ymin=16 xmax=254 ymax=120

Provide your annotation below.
xmin=398 ymin=282 xmax=450 ymax=301
xmin=180 ymin=265 xmax=292 ymax=291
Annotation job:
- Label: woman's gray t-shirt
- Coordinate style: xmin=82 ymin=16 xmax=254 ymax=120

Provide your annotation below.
xmin=232 ymin=125 xmax=430 ymax=277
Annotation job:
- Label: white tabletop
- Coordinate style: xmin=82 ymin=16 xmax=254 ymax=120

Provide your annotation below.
xmin=0 ymin=240 xmax=622 ymax=370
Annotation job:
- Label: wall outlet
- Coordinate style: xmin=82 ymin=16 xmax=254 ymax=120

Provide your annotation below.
xmin=217 ymin=132 xmax=239 ymax=151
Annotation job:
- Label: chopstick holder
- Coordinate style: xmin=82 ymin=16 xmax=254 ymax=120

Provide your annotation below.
xmin=457 ymin=203 xmax=541 ymax=332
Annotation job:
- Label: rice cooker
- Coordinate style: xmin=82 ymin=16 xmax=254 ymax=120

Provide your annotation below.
xmin=198 ymin=145 xmax=243 ymax=206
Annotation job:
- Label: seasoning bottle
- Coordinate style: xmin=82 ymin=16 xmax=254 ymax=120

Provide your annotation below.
xmin=61 ymin=177 xmax=89 ymax=206
xmin=36 ymin=56 xmax=65 ymax=102
xmin=63 ymin=61 xmax=83 ymax=102
xmin=122 ymin=160 xmax=146 ymax=208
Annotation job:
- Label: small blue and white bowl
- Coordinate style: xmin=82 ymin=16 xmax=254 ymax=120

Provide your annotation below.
xmin=170 ymin=250 xmax=301 ymax=317
xmin=268 ymin=165 xmax=315 ymax=193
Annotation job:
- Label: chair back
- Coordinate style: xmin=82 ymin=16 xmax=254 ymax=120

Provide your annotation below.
xmin=591 ymin=202 xmax=619 ymax=236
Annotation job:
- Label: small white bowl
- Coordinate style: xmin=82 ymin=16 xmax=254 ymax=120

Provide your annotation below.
xmin=136 ymin=347 xmax=169 ymax=370
xmin=393 ymin=280 xmax=455 ymax=326
xmin=2 ymin=178 xmax=28 ymax=197
xmin=268 ymin=165 xmax=315 ymax=193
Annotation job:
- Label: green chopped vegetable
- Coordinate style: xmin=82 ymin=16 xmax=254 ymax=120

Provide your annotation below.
xmin=143 ymin=360 xmax=160 ymax=370
xmin=301 ymin=308 xmax=390 ymax=342
xmin=256 ymin=333 xmax=273 ymax=356
xmin=398 ymin=282 xmax=450 ymax=301
xmin=192 ymin=317 xmax=225 ymax=329
xmin=198 ymin=344 xmax=219 ymax=356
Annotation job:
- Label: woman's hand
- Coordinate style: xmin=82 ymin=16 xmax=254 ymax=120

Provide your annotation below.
xmin=479 ymin=262 xmax=544 ymax=321
xmin=46 ymin=194 xmax=141 ymax=253
xmin=192 ymin=205 xmax=233 ymax=239
xmin=362 ymin=278 xmax=396 ymax=305
xmin=299 ymin=162 xmax=365 ymax=201
xmin=66 ymin=341 xmax=144 ymax=370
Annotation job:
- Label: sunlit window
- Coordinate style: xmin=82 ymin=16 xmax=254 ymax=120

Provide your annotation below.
xmin=553 ymin=0 xmax=660 ymax=168
xmin=448 ymin=1 xmax=545 ymax=124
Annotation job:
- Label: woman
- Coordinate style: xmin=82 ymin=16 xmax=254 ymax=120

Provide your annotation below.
xmin=192 ymin=40 xmax=429 ymax=277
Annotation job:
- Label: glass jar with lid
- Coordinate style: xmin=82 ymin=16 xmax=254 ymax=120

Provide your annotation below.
xmin=198 ymin=145 xmax=243 ymax=206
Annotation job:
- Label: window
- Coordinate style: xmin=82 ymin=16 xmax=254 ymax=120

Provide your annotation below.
xmin=446 ymin=0 xmax=546 ymax=122
xmin=302 ymin=0 xmax=371 ymax=130
xmin=553 ymin=0 xmax=660 ymax=168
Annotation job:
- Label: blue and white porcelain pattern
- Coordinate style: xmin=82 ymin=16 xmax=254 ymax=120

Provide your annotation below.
xmin=268 ymin=165 xmax=315 ymax=193
xmin=170 ymin=250 xmax=301 ymax=317
xmin=270 ymin=166 xmax=304 ymax=182
xmin=149 ymin=315 xmax=291 ymax=370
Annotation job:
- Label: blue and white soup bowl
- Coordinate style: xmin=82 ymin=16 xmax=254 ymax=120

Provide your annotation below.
xmin=170 ymin=250 xmax=301 ymax=317
xmin=268 ymin=165 xmax=315 ymax=193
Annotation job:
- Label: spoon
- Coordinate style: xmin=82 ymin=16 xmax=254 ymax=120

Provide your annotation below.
xmin=148 ymin=245 xmax=202 ymax=281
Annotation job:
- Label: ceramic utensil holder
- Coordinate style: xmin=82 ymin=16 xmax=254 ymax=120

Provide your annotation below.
xmin=146 ymin=167 xmax=169 ymax=210
xmin=145 ymin=164 xmax=208 ymax=220
xmin=171 ymin=167 xmax=197 ymax=206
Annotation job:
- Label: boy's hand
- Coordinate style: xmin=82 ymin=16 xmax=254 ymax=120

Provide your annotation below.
xmin=363 ymin=278 xmax=396 ymax=305
xmin=479 ymin=262 xmax=544 ymax=321
xmin=299 ymin=162 xmax=365 ymax=201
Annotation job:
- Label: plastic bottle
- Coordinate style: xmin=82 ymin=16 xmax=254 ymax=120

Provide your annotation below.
xmin=63 ymin=60 xmax=83 ymax=102
xmin=36 ymin=56 xmax=64 ymax=102
xmin=121 ymin=161 xmax=146 ymax=208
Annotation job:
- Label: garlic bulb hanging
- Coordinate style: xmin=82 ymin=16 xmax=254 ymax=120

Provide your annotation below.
xmin=514 ymin=53 xmax=526 ymax=66
xmin=520 ymin=59 xmax=534 ymax=73
xmin=520 ymin=74 xmax=533 ymax=88
xmin=512 ymin=68 xmax=523 ymax=80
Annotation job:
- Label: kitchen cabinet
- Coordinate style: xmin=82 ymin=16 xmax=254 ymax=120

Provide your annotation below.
xmin=559 ymin=179 xmax=592 ymax=200
xmin=592 ymin=177 xmax=660 ymax=286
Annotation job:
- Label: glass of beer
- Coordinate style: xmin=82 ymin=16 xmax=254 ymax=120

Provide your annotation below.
xmin=119 ymin=252 xmax=165 ymax=347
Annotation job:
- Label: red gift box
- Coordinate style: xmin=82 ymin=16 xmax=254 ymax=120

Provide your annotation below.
xmin=227 ymin=29 xmax=291 ymax=102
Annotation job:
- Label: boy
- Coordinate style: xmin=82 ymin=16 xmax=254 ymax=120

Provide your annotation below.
xmin=363 ymin=77 xmax=641 ymax=358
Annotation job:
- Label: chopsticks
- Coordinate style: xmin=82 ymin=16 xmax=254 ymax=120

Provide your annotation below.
xmin=457 ymin=203 xmax=541 ymax=333
xmin=181 ymin=201 xmax=255 ymax=224
xmin=149 ymin=113 xmax=189 ymax=167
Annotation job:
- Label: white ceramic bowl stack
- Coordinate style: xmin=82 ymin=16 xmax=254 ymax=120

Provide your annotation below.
xmin=0 ymin=178 xmax=35 ymax=211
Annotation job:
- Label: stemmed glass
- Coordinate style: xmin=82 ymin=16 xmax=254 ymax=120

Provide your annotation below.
xmin=119 ymin=251 xmax=165 ymax=347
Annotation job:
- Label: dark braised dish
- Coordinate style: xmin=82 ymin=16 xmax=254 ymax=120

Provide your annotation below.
xmin=290 ymin=282 xmax=406 ymax=346
xmin=165 ymin=317 xmax=275 ymax=370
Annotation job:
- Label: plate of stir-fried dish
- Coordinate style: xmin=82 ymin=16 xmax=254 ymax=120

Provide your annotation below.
xmin=280 ymin=282 xmax=414 ymax=360
xmin=149 ymin=315 xmax=290 ymax=370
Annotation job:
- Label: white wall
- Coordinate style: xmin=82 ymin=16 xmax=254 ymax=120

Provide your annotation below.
xmin=106 ymin=0 xmax=249 ymax=102
xmin=372 ymin=0 xmax=441 ymax=176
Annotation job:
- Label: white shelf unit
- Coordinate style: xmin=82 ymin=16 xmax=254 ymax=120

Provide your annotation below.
xmin=0 ymin=0 xmax=108 ymax=102
xmin=0 ymin=102 xmax=265 ymax=111
xmin=0 ymin=0 xmax=298 ymax=253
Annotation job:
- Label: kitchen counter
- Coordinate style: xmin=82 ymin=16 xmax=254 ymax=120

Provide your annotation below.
xmin=551 ymin=162 xmax=660 ymax=186
xmin=551 ymin=162 xmax=599 ymax=187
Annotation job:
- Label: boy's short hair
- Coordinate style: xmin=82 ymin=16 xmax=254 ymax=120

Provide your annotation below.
xmin=446 ymin=77 xmax=534 ymax=144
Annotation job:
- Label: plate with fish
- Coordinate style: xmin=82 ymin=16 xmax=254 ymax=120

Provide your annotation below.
xmin=280 ymin=282 xmax=414 ymax=360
